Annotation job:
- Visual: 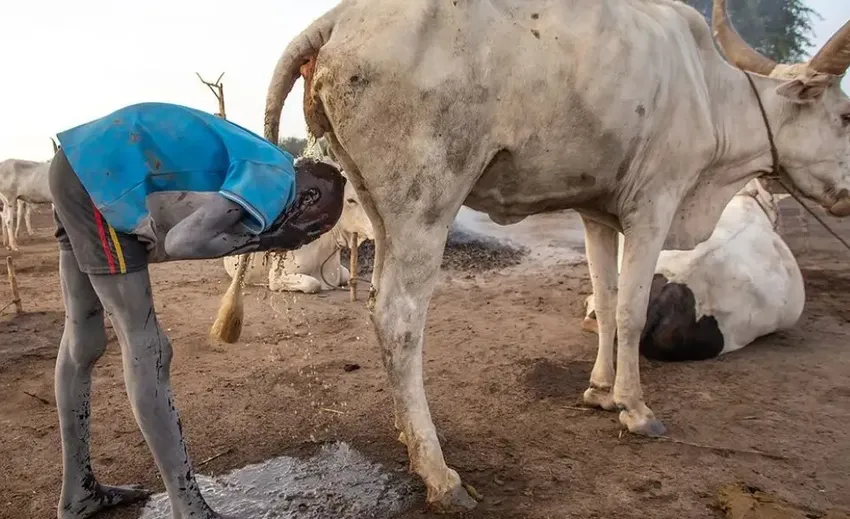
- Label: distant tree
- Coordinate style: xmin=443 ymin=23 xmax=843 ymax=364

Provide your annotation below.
xmin=684 ymin=0 xmax=820 ymax=63
xmin=279 ymin=137 xmax=308 ymax=157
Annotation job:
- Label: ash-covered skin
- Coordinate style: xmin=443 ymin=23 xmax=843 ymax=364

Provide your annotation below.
xmin=54 ymin=157 xmax=345 ymax=519
xmin=56 ymin=250 xmax=218 ymax=518
xmin=164 ymin=158 xmax=346 ymax=259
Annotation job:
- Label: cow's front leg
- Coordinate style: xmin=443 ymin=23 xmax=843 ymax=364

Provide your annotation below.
xmin=371 ymin=224 xmax=477 ymax=512
xmin=3 ymin=200 xmax=18 ymax=251
xmin=613 ymin=219 xmax=671 ymax=437
xmin=579 ymin=216 xmax=619 ymax=411
xmin=1 ymin=207 xmax=7 ymax=247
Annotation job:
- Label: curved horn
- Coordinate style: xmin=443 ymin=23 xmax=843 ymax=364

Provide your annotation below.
xmin=50 ymin=137 xmax=58 ymax=153
xmin=711 ymin=0 xmax=777 ymax=75
xmin=264 ymin=6 xmax=340 ymax=144
xmin=809 ymin=19 xmax=850 ymax=76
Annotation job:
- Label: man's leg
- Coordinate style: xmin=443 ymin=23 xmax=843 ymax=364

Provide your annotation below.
xmin=88 ymin=269 xmax=223 ymax=519
xmin=55 ymin=250 xmax=151 ymax=519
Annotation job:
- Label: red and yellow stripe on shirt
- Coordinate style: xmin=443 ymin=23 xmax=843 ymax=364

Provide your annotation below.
xmin=92 ymin=202 xmax=127 ymax=274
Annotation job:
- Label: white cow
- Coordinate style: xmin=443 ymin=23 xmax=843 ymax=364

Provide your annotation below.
xmin=228 ymin=0 xmax=850 ymax=509
xmin=0 ymin=160 xmax=53 ymax=251
xmin=222 ymin=167 xmax=374 ymax=292
xmin=582 ymin=178 xmax=803 ymax=361
xmin=0 ymin=139 xmax=57 ymax=250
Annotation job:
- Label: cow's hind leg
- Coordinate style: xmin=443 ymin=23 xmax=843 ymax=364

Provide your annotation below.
xmin=14 ymin=200 xmax=27 ymax=238
xmin=371 ymin=220 xmax=478 ymax=511
xmin=338 ymin=155 xmax=477 ymax=511
xmin=24 ymin=201 xmax=34 ymax=235
xmin=579 ymin=216 xmax=618 ymax=411
xmin=55 ymin=250 xmax=151 ymax=519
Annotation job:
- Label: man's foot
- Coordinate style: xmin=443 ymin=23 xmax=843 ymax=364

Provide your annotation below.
xmin=60 ymin=483 xmax=151 ymax=519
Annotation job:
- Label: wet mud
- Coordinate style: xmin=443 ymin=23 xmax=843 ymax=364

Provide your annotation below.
xmin=138 ymin=442 xmax=419 ymax=519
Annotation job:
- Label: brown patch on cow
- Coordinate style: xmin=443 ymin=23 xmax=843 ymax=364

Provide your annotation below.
xmin=300 ymin=56 xmax=332 ymax=138
xmin=531 ymin=13 xmax=539 ymax=19
xmin=635 ymin=104 xmax=646 ymax=117
xmin=531 ymin=29 xmax=541 ymax=39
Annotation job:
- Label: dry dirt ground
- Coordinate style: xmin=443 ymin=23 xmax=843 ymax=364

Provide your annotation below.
xmin=1 ymin=203 xmax=849 ymax=519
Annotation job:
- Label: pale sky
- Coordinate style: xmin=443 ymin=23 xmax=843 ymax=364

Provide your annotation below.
xmin=1 ymin=0 xmax=848 ymax=161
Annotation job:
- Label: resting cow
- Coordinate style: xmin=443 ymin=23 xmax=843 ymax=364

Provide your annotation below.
xmin=222 ymin=167 xmax=374 ymax=292
xmin=582 ymin=178 xmax=804 ymax=361
xmin=220 ymin=0 xmax=850 ymax=510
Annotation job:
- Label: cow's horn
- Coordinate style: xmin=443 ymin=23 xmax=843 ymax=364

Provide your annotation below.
xmin=711 ymin=0 xmax=777 ymax=75
xmin=809 ymin=19 xmax=850 ymax=77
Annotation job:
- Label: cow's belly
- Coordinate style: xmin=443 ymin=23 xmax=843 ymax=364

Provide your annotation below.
xmin=462 ymin=145 xmax=617 ymax=225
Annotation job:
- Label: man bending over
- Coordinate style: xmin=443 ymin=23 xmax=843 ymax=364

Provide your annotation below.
xmin=50 ymin=102 xmax=345 ymax=519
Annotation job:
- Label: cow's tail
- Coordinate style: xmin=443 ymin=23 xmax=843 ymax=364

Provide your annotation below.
xmin=264 ymin=5 xmax=341 ymax=145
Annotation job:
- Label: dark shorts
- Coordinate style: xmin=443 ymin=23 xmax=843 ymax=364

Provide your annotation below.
xmin=50 ymin=150 xmax=149 ymax=275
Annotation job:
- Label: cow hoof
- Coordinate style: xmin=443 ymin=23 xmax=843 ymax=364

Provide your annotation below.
xmin=60 ymin=483 xmax=151 ymax=519
xmin=618 ymin=408 xmax=667 ymax=437
xmin=582 ymin=387 xmax=616 ymax=411
xmin=426 ymin=477 xmax=479 ymax=513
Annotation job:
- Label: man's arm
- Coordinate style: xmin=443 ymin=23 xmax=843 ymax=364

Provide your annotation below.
xmin=163 ymin=194 xmax=260 ymax=260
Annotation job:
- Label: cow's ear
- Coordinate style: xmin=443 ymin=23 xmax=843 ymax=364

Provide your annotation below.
xmin=776 ymin=72 xmax=833 ymax=104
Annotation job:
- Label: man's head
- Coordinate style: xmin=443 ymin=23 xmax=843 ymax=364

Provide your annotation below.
xmin=268 ymin=157 xmax=345 ymax=250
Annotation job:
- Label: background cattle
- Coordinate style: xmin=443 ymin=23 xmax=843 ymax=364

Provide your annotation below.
xmin=0 ymin=139 xmax=57 ymax=250
xmin=582 ymin=178 xmax=803 ymax=361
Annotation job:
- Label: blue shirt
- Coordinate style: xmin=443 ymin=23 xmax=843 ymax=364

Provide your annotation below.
xmin=56 ymin=102 xmax=296 ymax=236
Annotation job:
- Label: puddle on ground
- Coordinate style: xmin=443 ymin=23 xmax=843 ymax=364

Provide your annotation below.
xmin=139 ymin=442 xmax=419 ymax=519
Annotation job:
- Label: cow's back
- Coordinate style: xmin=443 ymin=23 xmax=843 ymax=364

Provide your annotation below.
xmin=0 ymin=159 xmax=43 ymax=193
xmin=314 ymin=0 xmax=719 ymax=221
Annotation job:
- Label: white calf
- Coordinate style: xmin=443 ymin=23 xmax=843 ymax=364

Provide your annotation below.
xmin=0 ymin=158 xmax=53 ymax=251
xmin=583 ymin=179 xmax=804 ymax=361
xmin=223 ymin=172 xmax=374 ymax=293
